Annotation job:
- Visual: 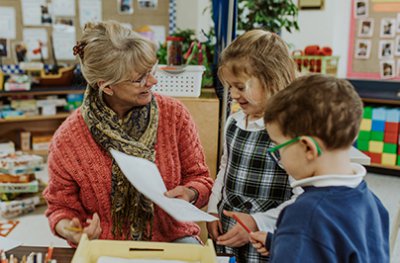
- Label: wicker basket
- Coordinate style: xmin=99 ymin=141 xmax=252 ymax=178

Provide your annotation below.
xmin=152 ymin=65 xmax=205 ymax=97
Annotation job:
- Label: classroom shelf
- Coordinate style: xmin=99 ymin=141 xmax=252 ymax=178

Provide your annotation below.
xmin=0 ymin=85 xmax=86 ymax=96
xmin=348 ymin=79 xmax=400 ymax=103
xmin=0 ymin=113 xmax=70 ymax=123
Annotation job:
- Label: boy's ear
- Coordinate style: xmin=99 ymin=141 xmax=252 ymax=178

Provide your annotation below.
xmin=299 ymin=136 xmax=320 ymax=161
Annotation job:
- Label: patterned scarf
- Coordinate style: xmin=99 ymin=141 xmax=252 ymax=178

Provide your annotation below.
xmin=81 ymin=86 xmax=158 ymax=240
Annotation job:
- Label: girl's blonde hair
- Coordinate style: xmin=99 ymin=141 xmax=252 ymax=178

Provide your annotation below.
xmin=218 ymin=30 xmax=296 ymax=96
xmin=77 ymin=20 xmax=157 ymax=88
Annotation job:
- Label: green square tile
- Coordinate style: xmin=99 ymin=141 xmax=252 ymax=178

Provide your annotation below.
xmin=356 ymin=140 xmax=369 ymax=151
xmin=383 ymin=143 xmax=397 ymax=154
xmin=397 ymin=156 xmax=400 ymax=166
xmin=363 ymin=107 xmax=373 ymax=119
xmin=371 ymin=131 xmax=384 ymax=141
xmin=358 ymin=131 xmax=371 ymax=140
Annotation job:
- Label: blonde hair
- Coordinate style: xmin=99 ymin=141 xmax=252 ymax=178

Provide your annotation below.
xmin=77 ymin=20 xmax=157 ymax=88
xmin=218 ymin=30 xmax=296 ymax=97
xmin=264 ymin=74 xmax=363 ymax=150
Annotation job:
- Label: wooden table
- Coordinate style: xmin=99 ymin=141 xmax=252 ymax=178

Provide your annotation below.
xmin=6 ymin=246 xmax=75 ymax=263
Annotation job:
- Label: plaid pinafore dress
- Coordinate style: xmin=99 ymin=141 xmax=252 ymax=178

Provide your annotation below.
xmin=216 ymin=118 xmax=292 ymax=263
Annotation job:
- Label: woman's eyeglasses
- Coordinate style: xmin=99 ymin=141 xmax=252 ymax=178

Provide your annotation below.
xmin=126 ymin=60 xmax=158 ymax=87
xmin=267 ymin=136 xmax=322 ymax=168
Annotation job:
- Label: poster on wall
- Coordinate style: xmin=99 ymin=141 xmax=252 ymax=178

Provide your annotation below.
xmin=347 ymin=0 xmax=400 ymax=80
xmin=0 ymin=38 xmax=9 ymax=58
xmin=138 ymin=0 xmax=158 ymax=9
xmin=118 ymin=0 xmax=134 ymax=14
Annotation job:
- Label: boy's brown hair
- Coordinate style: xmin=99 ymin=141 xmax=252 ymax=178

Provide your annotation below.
xmin=264 ymin=74 xmax=363 ymax=150
xmin=218 ymin=30 xmax=297 ymax=97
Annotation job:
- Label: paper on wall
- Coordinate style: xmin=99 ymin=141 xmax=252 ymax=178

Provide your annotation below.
xmin=21 ymin=0 xmax=46 ymax=26
xmin=0 ymin=7 xmax=16 ymax=39
xmin=98 ymin=257 xmax=194 ymax=263
xmin=52 ymin=24 xmax=76 ymax=60
xmin=23 ymin=28 xmax=49 ymax=60
xmin=79 ymin=0 xmax=102 ymax=28
xmin=52 ymin=0 xmax=76 ymax=16
xmin=110 ymin=149 xmax=218 ymax=222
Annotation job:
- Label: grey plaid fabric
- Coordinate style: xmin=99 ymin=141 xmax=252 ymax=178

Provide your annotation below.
xmin=216 ymin=118 xmax=292 ymax=263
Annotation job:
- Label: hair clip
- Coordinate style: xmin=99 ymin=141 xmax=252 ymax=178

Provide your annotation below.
xmin=73 ymin=41 xmax=86 ymax=59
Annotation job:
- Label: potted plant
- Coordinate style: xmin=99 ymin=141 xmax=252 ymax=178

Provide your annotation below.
xmin=238 ymin=0 xmax=299 ymax=33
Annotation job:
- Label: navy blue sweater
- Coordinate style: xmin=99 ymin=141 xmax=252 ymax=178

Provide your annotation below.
xmin=268 ymin=181 xmax=389 ymax=263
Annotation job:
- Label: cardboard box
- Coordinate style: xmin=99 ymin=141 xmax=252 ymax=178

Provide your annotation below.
xmin=72 ymin=234 xmax=217 ymax=263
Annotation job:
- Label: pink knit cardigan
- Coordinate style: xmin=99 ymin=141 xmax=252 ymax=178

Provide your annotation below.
xmin=43 ymin=94 xmax=213 ymax=244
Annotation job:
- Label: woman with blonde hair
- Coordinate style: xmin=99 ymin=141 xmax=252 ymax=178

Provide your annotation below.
xmin=44 ymin=20 xmax=213 ymax=246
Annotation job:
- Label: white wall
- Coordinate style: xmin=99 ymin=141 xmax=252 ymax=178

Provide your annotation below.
xmin=176 ymin=0 xmax=213 ymax=35
xmin=281 ymin=0 xmax=351 ymax=78
xmin=176 ymin=0 xmax=351 ymax=78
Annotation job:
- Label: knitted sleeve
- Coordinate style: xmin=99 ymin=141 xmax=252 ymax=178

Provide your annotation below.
xmin=43 ymin=120 xmax=89 ymax=237
xmin=176 ymin=102 xmax=213 ymax=208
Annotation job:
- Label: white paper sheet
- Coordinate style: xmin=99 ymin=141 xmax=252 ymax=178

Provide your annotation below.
xmin=52 ymin=24 xmax=76 ymax=60
xmin=110 ymin=149 xmax=218 ymax=222
xmin=0 ymin=7 xmax=16 ymax=39
xmin=52 ymin=0 xmax=76 ymax=16
xmin=23 ymin=28 xmax=48 ymax=60
xmin=0 ymin=236 xmax=22 ymax=251
xmin=79 ymin=0 xmax=102 ymax=28
xmin=149 ymin=25 xmax=166 ymax=45
xmin=21 ymin=0 xmax=46 ymax=26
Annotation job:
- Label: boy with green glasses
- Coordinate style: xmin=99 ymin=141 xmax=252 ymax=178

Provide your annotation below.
xmin=249 ymin=74 xmax=389 ymax=262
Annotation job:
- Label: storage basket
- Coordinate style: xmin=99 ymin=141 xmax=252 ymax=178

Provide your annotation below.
xmin=72 ymin=234 xmax=217 ymax=263
xmin=152 ymin=65 xmax=205 ymax=97
xmin=292 ymin=56 xmax=340 ymax=76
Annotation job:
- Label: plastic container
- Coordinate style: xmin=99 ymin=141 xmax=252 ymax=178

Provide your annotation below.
xmin=166 ymin=36 xmax=184 ymax=66
xmin=152 ymin=65 xmax=205 ymax=97
xmin=292 ymin=55 xmax=340 ymax=76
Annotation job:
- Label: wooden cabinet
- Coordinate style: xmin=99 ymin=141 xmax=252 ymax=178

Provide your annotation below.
xmin=0 ymin=87 xmax=220 ymax=178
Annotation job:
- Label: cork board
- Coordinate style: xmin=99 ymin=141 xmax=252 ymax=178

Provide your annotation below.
xmin=0 ymin=0 xmax=169 ymax=65
xmin=347 ymin=0 xmax=400 ymax=80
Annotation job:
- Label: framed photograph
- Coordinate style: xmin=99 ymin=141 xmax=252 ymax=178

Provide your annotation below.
xmin=358 ymin=19 xmax=374 ymax=37
xmin=379 ymin=40 xmax=394 ymax=59
xmin=12 ymin=42 xmax=28 ymax=63
xmin=40 ymin=4 xmax=53 ymax=25
xmin=118 ymin=0 xmax=134 ymax=14
xmin=354 ymin=0 xmax=368 ymax=19
xmin=380 ymin=18 xmax=396 ymax=38
xmin=138 ymin=0 xmax=158 ymax=9
xmin=54 ymin=17 xmax=74 ymax=26
xmin=298 ymin=0 xmax=324 ymax=10
xmin=395 ymin=36 xmax=400 ymax=56
xmin=0 ymin=38 xmax=10 ymax=58
xmin=380 ymin=60 xmax=395 ymax=79
xmin=355 ymin=39 xmax=371 ymax=59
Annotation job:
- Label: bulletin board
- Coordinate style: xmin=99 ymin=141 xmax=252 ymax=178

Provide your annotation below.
xmin=0 ymin=0 xmax=169 ymax=66
xmin=347 ymin=0 xmax=400 ymax=80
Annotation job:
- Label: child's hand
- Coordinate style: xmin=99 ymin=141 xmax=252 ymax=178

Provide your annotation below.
xmin=249 ymin=231 xmax=269 ymax=256
xmin=207 ymin=213 xmax=223 ymax=241
xmin=216 ymin=210 xmax=257 ymax=247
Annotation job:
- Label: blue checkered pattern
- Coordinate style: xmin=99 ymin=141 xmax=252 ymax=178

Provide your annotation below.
xmin=169 ymin=0 xmax=176 ymax=34
xmin=0 ymin=64 xmax=81 ymax=75
xmin=0 ymin=65 xmax=24 ymax=74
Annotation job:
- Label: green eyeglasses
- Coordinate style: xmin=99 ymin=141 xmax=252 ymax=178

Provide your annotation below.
xmin=267 ymin=136 xmax=322 ymax=168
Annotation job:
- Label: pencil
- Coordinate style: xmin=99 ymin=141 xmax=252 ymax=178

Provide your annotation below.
xmin=232 ymin=214 xmax=252 ymax=233
xmin=63 ymin=226 xmax=83 ymax=233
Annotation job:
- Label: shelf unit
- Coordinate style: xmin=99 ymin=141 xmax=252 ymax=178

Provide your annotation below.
xmin=0 ymin=86 xmax=85 ymax=156
xmin=0 ymin=87 xmax=220 ymax=178
xmin=349 ymin=79 xmax=400 ymax=176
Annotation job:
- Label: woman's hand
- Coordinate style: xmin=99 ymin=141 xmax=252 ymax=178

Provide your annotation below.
xmin=207 ymin=213 xmax=223 ymax=241
xmin=56 ymin=213 xmax=102 ymax=245
xmin=250 ymin=231 xmax=269 ymax=256
xmin=216 ymin=210 xmax=258 ymax=247
xmin=165 ymin=186 xmax=197 ymax=203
